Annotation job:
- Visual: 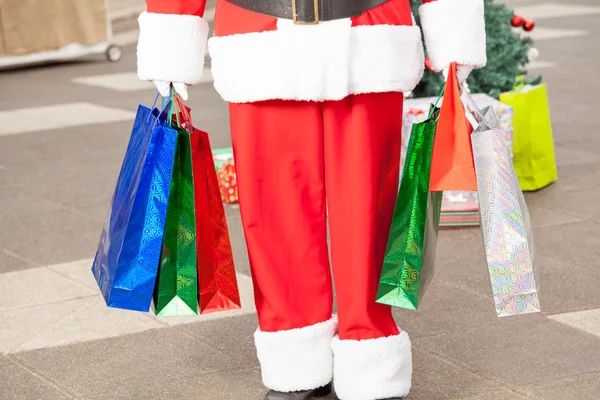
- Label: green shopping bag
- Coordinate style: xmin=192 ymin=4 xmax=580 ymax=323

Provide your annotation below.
xmin=153 ymin=128 xmax=199 ymax=316
xmin=500 ymin=82 xmax=558 ymax=191
xmin=376 ymin=108 xmax=443 ymax=310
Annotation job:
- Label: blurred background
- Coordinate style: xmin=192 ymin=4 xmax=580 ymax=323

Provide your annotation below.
xmin=1 ymin=0 xmax=599 ymax=399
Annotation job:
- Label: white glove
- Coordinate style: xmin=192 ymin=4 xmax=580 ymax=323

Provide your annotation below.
xmin=152 ymin=80 xmax=189 ymax=101
xmin=442 ymin=65 xmax=474 ymax=84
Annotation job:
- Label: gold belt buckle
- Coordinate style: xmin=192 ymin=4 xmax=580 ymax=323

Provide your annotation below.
xmin=292 ymin=0 xmax=320 ymax=24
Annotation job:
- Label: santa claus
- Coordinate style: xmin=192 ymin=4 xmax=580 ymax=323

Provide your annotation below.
xmin=137 ymin=0 xmax=486 ymax=398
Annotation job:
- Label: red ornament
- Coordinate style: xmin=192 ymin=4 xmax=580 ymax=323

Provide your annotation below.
xmin=217 ymin=161 xmax=238 ymax=204
xmin=523 ymin=19 xmax=535 ymax=32
xmin=511 ymin=15 xmax=524 ymax=27
xmin=424 ymin=58 xmax=434 ymax=71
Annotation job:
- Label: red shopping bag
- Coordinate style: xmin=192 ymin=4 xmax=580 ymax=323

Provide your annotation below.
xmin=175 ymin=96 xmax=242 ymax=314
xmin=429 ymin=63 xmax=478 ymax=191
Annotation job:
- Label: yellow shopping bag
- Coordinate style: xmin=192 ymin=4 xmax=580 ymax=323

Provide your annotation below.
xmin=500 ymin=82 xmax=558 ymax=191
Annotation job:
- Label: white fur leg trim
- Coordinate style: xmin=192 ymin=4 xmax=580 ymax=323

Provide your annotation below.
xmin=137 ymin=12 xmax=208 ymax=84
xmin=419 ymin=0 xmax=486 ymax=71
xmin=332 ymin=330 xmax=412 ymax=400
xmin=208 ymin=21 xmax=424 ymax=102
xmin=255 ymin=318 xmax=337 ymax=392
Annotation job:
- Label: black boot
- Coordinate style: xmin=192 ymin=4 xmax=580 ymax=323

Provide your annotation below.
xmin=264 ymin=383 xmax=332 ymax=400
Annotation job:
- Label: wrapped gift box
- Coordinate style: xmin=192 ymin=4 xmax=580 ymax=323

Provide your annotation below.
xmin=403 ymin=94 xmax=514 ymax=228
xmin=212 ymin=147 xmax=238 ymax=204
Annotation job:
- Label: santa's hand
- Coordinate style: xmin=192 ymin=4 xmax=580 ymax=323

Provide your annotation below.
xmin=442 ymin=65 xmax=474 ymax=84
xmin=152 ymin=80 xmax=189 ymax=100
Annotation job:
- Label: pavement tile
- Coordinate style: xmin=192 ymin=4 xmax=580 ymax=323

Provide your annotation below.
xmin=407 ymin=349 xmax=508 ymax=400
xmin=517 ymin=372 xmax=600 ymax=400
xmin=393 ymin=281 xmax=497 ymax=340
xmin=533 ymin=220 xmax=600 ymax=272
xmin=13 ymin=295 xmax=165 ymax=353
xmin=415 ymin=316 xmax=600 ymax=386
xmin=0 ymin=356 xmax=73 ymax=400
xmin=457 ymin=392 xmax=528 ymax=400
xmin=527 ymin=206 xmax=583 ymax=229
xmin=179 ymin=314 xmax=260 ymax=370
xmin=48 ymin=258 xmax=98 ymax=291
xmin=0 ymin=267 xmax=95 ymax=312
xmin=87 ymin=368 xmax=264 ymax=400
xmin=435 ymin=226 xmax=600 ymax=316
xmin=549 ymin=308 xmax=600 ymax=338
xmin=0 ymin=209 xmax=102 ymax=266
xmin=0 ymin=103 xmax=135 ymax=137
xmin=0 ymin=299 xmax=85 ymax=355
xmin=13 ymin=328 xmax=232 ymax=399
xmin=1 ymin=158 xmax=118 ymax=209
xmin=0 ymin=185 xmax=63 ymax=225
xmin=0 ymin=249 xmax=39 ymax=274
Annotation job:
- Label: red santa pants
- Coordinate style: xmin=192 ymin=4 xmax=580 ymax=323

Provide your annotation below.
xmin=230 ymin=92 xmax=412 ymax=398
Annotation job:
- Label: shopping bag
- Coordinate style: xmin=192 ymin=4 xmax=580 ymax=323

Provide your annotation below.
xmin=376 ymin=109 xmax=443 ymax=310
xmin=92 ymin=100 xmax=178 ymax=312
xmin=176 ymin=97 xmax=242 ymax=314
xmin=153 ymin=128 xmax=199 ymax=316
xmin=429 ymin=62 xmax=478 ymax=192
xmin=500 ymin=83 xmax=558 ymax=191
xmin=464 ymin=98 xmax=541 ymax=317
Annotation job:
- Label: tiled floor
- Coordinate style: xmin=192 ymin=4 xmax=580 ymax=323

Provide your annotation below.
xmin=1 ymin=1 xmax=600 ymax=399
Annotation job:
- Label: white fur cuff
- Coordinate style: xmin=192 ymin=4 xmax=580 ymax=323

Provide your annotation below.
xmin=419 ymin=0 xmax=487 ymax=71
xmin=254 ymin=318 xmax=337 ymax=392
xmin=332 ymin=330 xmax=412 ymax=400
xmin=137 ymin=12 xmax=209 ymax=84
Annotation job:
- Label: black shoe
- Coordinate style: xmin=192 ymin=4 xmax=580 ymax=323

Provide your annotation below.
xmin=264 ymin=383 xmax=332 ymax=400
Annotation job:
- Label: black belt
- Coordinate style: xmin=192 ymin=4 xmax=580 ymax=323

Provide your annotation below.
xmin=225 ymin=0 xmax=390 ymax=24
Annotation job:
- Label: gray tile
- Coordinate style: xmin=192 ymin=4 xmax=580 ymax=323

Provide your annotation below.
xmin=527 ymin=187 xmax=600 ymax=221
xmin=0 ymin=355 xmax=73 ymax=400
xmin=0 ymin=249 xmax=38 ymax=273
xmin=0 ymin=209 xmax=102 ymax=265
xmin=393 ymin=281 xmax=497 ymax=340
xmin=14 ymin=328 xmax=233 ymax=399
xmin=533 ymin=220 xmax=600 ymax=273
xmin=179 ymin=313 xmax=260 ymax=370
xmin=458 ymin=392 xmax=528 ymax=400
xmin=408 ymin=349 xmax=507 ymax=400
xmin=549 ymin=308 xmax=600 ymax=338
xmin=225 ymin=204 xmax=251 ymax=277
xmin=415 ymin=317 xmax=600 ymax=386
xmin=87 ymin=368 xmax=264 ymax=400
xmin=537 ymin=256 xmax=600 ymax=315
xmin=0 ymin=159 xmax=118 ymax=209
xmin=528 ymin=206 xmax=583 ymax=229
xmin=518 ymin=373 xmax=600 ymax=400
xmin=0 ymin=185 xmax=63 ymax=225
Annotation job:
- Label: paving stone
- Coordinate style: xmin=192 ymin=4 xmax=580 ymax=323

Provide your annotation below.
xmin=408 ymin=349 xmax=507 ymax=400
xmin=393 ymin=280 xmax=497 ymax=340
xmin=0 ymin=185 xmax=63 ymax=225
xmin=533 ymin=220 xmax=600 ymax=273
xmin=179 ymin=314 xmax=260 ymax=370
xmin=13 ymin=328 xmax=232 ymax=399
xmin=13 ymin=295 xmax=165 ymax=353
xmin=518 ymin=372 xmax=600 ymax=400
xmin=416 ymin=317 xmax=600 ymax=386
xmin=0 ymin=299 xmax=84 ymax=355
xmin=0 ymin=249 xmax=39 ymax=274
xmin=0 ymin=356 xmax=73 ymax=400
xmin=0 ymin=209 xmax=102 ymax=266
xmin=549 ymin=308 xmax=600 ymax=338
xmin=0 ymin=266 xmax=95 ymax=312
xmin=458 ymin=392 xmax=528 ymax=400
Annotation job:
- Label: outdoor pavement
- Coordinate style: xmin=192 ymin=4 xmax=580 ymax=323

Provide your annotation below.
xmin=1 ymin=0 xmax=600 ymax=399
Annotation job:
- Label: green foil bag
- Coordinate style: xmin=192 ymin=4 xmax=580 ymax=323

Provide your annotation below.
xmin=376 ymin=116 xmax=442 ymax=310
xmin=154 ymin=129 xmax=199 ymax=316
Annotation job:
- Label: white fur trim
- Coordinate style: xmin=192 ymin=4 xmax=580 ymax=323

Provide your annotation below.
xmin=419 ymin=0 xmax=486 ymax=71
xmin=332 ymin=330 xmax=412 ymax=400
xmin=137 ymin=12 xmax=209 ymax=84
xmin=254 ymin=318 xmax=337 ymax=392
xmin=208 ymin=21 xmax=424 ymax=103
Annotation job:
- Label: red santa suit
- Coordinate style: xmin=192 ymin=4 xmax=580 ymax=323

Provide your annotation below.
xmin=137 ymin=0 xmax=486 ymax=398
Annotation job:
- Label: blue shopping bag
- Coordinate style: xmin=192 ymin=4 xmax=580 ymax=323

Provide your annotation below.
xmin=92 ymin=99 xmax=178 ymax=311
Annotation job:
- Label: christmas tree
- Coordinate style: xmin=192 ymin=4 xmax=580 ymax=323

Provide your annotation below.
xmin=411 ymin=0 xmax=534 ymax=99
